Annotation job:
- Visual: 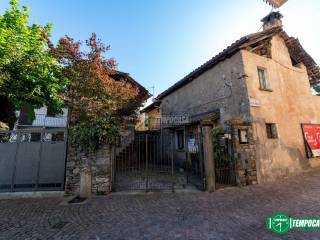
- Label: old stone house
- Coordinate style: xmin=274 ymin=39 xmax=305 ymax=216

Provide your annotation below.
xmin=154 ymin=12 xmax=320 ymax=186
xmin=65 ymin=71 xmax=150 ymax=195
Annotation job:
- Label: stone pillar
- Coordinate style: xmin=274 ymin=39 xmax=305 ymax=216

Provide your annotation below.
xmin=80 ymin=169 xmax=92 ymax=198
xmin=201 ymin=120 xmax=216 ymax=192
xmin=66 ymin=144 xmax=112 ymax=196
xmin=232 ymin=125 xmax=258 ymax=186
xmin=79 ymin=157 xmax=92 ymax=198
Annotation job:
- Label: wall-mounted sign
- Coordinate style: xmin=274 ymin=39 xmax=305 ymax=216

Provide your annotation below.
xmin=249 ymin=97 xmax=261 ymax=107
xmin=161 ymin=115 xmax=191 ymax=126
xmin=302 ymin=124 xmax=320 ymax=158
xmin=239 ymin=129 xmax=249 ymax=144
xmin=188 ymin=138 xmax=198 ymax=153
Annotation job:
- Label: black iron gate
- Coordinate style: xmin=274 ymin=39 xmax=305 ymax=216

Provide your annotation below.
xmin=214 ymin=133 xmax=236 ymax=186
xmin=114 ymin=132 xmax=175 ymax=191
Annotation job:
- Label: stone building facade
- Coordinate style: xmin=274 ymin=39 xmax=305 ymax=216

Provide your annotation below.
xmin=231 ymin=124 xmax=258 ymax=186
xmin=155 ymin=12 xmax=320 ymax=186
xmin=243 ymin=34 xmax=320 ymax=183
xmin=65 ymin=12 xmax=320 ymax=194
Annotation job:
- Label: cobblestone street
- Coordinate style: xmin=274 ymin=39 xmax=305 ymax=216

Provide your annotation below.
xmin=1 ymin=170 xmax=320 ymax=240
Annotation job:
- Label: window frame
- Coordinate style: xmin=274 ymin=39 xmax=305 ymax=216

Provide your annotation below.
xmin=257 ymin=67 xmax=272 ymax=91
xmin=176 ymin=129 xmax=185 ymax=151
xmin=266 ymin=123 xmax=278 ymax=139
xmin=46 ymin=108 xmax=57 ymax=117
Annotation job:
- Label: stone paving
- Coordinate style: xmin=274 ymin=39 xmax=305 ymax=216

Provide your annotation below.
xmin=1 ymin=170 xmax=320 ymax=240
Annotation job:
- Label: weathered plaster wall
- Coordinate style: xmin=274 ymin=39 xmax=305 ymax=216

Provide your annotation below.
xmin=136 ymin=108 xmax=160 ymax=131
xmin=147 ymin=108 xmax=160 ymax=119
xmin=160 ymin=52 xmax=251 ymax=167
xmin=146 ymin=108 xmax=161 ymax=131
xmin=136 ymin=113 xmax=147 ymax=132
xmin=160 ymin=52 xmax=250 ymax=124
xmin=242 ymin=35 xmax=320 ymax=183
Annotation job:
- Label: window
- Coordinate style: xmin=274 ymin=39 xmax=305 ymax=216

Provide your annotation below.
xmin=176 ymin=130 xmax=185 ymax=150
xmin=18 ymin=108 xmax=33 ymax=125
xmin=258 ymin=68 xmax=271 ymax=91
xmin=144 ymin=116 xmax=149 ymax=127
xmin=46 ymin=107 xmax=57 ymax=117
xmin=266 ymin=123 xmax=278 ymax=139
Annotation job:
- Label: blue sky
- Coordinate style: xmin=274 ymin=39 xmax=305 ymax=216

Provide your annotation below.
xmin=1 ymin=0 xmax=320 ymax=98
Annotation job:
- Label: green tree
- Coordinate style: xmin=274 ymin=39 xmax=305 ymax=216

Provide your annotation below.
xmin=52 ymin=34 xmax=142 ymax=152
xmin=315 ymin=85 xmax=320 ymax=96
xmin=53 ymin=34 xmax=147 ymax=196
xmin=0 ymin=0 xmax=68 ymax=128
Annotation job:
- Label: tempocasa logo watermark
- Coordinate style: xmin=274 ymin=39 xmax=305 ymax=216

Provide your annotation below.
xmin=266 ymin=213 xmax=320 ymax=234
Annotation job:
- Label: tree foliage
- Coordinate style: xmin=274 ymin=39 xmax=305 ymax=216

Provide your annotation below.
xmin=0 ymin=0 xmax=67 ymax=127
xmin=52 ymin=34 xmax=141 ymax=152
xmin=0 ymin=121 xmax=9 ymax=131
xmin=315 ymin=85 xmax=320 ymax=96
xmin=0 ymin=0 xmax=145 ymax=152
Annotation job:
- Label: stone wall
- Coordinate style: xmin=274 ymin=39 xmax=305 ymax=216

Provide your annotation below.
xmin=231 ymin=124 xmax=258 ymax=186
xmin=65 ymin=144 xmax=113 ymax=195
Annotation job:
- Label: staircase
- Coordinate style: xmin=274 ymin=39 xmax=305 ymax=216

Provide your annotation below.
xmin=115 ymin=130 xmax=138 ymax=173
xmin=116 ymin=130 xmax=135 ymax=155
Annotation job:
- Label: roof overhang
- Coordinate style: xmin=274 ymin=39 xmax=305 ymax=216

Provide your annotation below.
xmin=140 ymin=101 xmax=161 ymax=113
xmin=191 ymin=109 xmax=220 ymax=123
xmin=157 ymin=27 xmax=320 ymax=99
xmin=110 ymin=70 xmax=151 ymax=101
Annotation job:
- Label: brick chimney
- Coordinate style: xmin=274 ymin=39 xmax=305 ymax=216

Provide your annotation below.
xmin=261 ymin=11 xmax=283 ymax=30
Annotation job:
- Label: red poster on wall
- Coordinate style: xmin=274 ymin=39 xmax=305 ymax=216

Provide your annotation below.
xmin=302 ymin=124 xmax=320 ymax=157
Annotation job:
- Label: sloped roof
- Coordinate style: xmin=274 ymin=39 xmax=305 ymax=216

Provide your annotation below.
xmin=140 ymin=100 xmax=161 ymax=113
xmin=110 ymin=70 xmax=151 ymax=101
xmin=279 ymin=32 xmax=320 ymax=84
xmin=157 ymin=27 xmax=320 ymax=100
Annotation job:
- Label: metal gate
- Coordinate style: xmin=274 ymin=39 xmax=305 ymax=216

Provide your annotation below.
xmin=214 ymin=133 xmax=236 ymax=186
xmin=0 ymin=128 xmax=67 ymax=192
xmin=185 ymin=131 xmax=206 ymax=190
xmin=114 ymin=132 xmax=175 ymax=191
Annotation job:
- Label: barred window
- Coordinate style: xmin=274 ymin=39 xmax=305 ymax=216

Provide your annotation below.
xmin=266 ymin=123 xmax=278 ymax=139
xmin=176 ymin=130 xmax=185 ymax=150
